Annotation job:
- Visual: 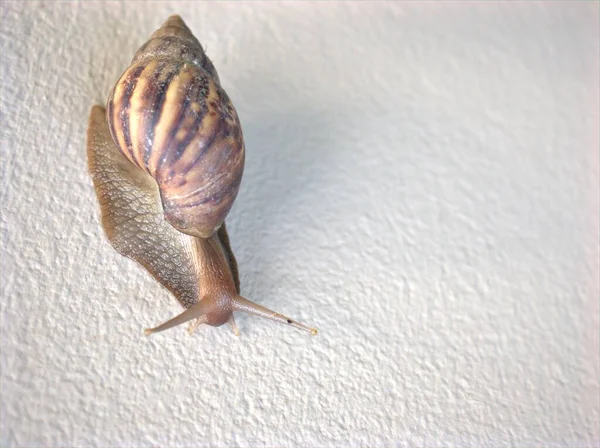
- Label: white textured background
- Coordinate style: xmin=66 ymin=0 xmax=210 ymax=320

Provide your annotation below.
xmin=1 ymin=2 xmax=599 ymax=447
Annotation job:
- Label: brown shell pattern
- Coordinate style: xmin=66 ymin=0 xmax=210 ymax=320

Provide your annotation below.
xmin=106 ymin=16 xmax=245 ymax=239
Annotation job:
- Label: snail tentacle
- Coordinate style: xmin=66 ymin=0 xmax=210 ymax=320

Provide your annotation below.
xmin=188 ymin=317 xmax=208 ymax=335
xmin=228 ymin=315 xmax=241 ymax=336
xmin=145 ymin=299 xmax=212 ymax=335
xmin=232 ymin=296 xmax=319 ymax=336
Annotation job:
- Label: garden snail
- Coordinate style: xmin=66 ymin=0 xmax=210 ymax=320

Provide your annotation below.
xmin=87 ymin=15 xmax=317 ymax=336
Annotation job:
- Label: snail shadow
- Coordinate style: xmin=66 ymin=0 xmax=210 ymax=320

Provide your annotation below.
xmin=228 ymin=96 xmax=341 ymax=311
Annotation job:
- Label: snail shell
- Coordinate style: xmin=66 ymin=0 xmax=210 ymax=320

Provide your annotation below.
xmin=106 ymin=15 xmax=244 ymax=238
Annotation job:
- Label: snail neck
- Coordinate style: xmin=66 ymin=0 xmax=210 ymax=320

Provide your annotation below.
xmin=191 ymin=234 xmax=238 ymax=326
xmin=143 ymin=228 xmax=319 ymax=337
xmin=143 ymin=231 xmax=237 ymax=335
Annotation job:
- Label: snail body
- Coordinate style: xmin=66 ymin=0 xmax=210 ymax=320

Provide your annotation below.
xmin=87 ymin=16 xmax=317 ymax=336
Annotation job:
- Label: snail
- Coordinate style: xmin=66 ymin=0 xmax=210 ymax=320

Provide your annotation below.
xmin=87 ymin=15 xmax=317 ymax=337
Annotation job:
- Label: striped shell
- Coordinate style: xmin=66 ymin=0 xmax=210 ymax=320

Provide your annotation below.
xmin=106 ymin=16 xmax=244 ymax=239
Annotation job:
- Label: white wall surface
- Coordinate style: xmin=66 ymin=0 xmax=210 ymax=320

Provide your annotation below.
xmin=1 ymin=2 xmax=598 ymax=447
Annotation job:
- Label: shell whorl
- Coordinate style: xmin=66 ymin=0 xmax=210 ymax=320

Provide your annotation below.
xmin=106 ymin=15 xmax=244 ymax=238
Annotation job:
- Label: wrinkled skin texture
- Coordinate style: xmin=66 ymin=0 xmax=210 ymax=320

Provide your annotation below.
xmin=88 ymin=105 xmax=237 ymax=324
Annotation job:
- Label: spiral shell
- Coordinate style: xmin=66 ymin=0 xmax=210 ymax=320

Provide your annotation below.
xmin=106 ymin=16 xmax=244 ymax=238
